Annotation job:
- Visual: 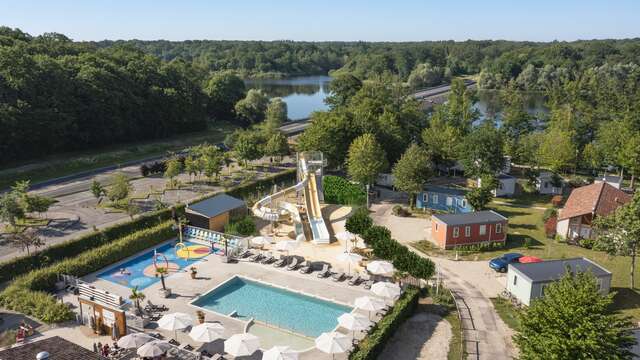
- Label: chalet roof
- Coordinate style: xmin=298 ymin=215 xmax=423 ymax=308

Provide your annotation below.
xmin=509 ymin=257 xmax=611 ymax=283
xmin=432 ymin=210 xmax=507 ymax=226
xmin=558 ymin=182 xmax=630 ymax=220
xmin=423 ymin=185 xmax=467 ymax=197
xmin=0 ymin=336 xmax=103 ymax=360
xmin=187 ymin=194 xmax=246 ymax=218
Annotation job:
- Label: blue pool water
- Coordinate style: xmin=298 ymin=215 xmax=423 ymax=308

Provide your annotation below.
xmin=97 ymin=241 xmax=203 ymax=289
xmin=192 ymin=277 xmax=352 ymax=338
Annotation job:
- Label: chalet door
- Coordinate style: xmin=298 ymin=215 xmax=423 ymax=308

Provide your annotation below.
xmin=580 ymin=227 xmax=591 ymax=239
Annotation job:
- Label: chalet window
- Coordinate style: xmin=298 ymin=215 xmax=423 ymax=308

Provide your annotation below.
xmin=541 ymin=284 xmax=548 ymax=296
xmin=432 ymin=194 xmax=438 ymax=203
xmin=496 ymin=223 xmax=503 ymax=234
xmin=465 ymin=226 xmax=471 ymax=237
xmin=423 ymin=193 xmax=428 ymax=202
xmin=544 ymin=181 xmax=549 ymax=188
xmin=461 ymin=199 xmax=467 ymax=208
xmin=435 ymin=223 xmax=438 ymax=231
xmin=453 ymin=227 xmax=459 ymax=238
xmin=498 ymin=182 xmax=503 ymax=190
xmin=479 ymin=225 xmax=487 ymax=235
xmin=513 ymin=275 xmax=517 ymax=286
xmin=446 ymin=196 xmax=453 ymax=206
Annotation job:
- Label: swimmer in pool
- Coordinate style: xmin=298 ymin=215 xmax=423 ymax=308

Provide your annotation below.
xmin=119 ymin=268 xmax=131 ymax=276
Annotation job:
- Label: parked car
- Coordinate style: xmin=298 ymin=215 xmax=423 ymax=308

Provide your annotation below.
xmin=489 ymin=253 xmax=523 ymax=272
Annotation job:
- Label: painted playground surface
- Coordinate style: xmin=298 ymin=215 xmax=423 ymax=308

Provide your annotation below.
xmin=97 ymin=241 xmax=210 ymax=289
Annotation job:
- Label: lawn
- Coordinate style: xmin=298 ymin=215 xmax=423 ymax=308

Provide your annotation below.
xmin=414 ymin=192 xmax=640 ymax=320
xmin=0 ymin=122 xmax=237 ymax=189
xmin=490 ymin=297 xmax=522 ymax=332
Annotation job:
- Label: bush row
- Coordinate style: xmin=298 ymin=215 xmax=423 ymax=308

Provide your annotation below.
xmin=0 ymin=207 xmax=183 ymax=284
xmin=362 ymin=225 xmax=435 ymax=280
xmin=349 ymin=287 xmax=420 ymax=360
xmin=0 ymin=221 xmax=175 ymax=323
xmin=0 ymin=169 xmax=296 ymax=284
xmin=323 ymin=175 xmax=366 ymax=206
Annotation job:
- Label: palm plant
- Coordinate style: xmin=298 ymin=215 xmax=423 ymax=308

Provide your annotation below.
xmin=156 ymin=267 xmax=169 ymax=290
xmin=129 ymin=286 xmax=146 ymax=315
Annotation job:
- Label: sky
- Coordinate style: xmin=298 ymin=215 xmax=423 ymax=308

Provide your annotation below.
xmin=1 ymin=0 xmax=638 ymax=42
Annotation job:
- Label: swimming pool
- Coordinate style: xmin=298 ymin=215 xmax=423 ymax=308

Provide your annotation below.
xmin=192 ymin=276 xmax=352 ymax=338
xmin=97 ymin=241 xmax=209 ymax=289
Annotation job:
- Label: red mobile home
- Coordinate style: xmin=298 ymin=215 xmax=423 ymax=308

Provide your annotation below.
xmin=431 ymin=210 xmax=508 ymax=249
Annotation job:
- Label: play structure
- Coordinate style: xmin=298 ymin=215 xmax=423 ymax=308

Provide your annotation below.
xmin=252 ymin=152 xmax=330 ymax=244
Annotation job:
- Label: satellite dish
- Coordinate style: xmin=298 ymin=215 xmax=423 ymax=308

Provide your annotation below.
xmin=36 ymin=351 xmax=50 ymax=360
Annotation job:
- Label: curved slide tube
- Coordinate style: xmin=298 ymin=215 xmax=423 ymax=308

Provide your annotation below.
xmin=252 ymin=153 xmax=330 ymax=244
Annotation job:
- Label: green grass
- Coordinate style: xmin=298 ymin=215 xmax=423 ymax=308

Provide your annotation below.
xmin=0 ymin=122 xmax=237 ymax=189
xmin=490 ymin=297 xmax=522 ymax=332
xmin=413 ymin=192 xmax=640 ymax=321
xmin=445 ymin=308 xmax=464 ymax=360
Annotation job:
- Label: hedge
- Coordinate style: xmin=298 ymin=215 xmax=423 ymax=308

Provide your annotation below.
xmin=0 ymin=169 xmax=296 ymax=284
xmin=0 ymin=221 xmax=175 ymax=323
xmin=345 ymin=207 xmax=373 ymax=235
xmin=349 ymin=287 xmax=420 ymax=360
xmin=0 ymin=205 xmax=183 ymax=284
xmin=363 ymin=225 xmax=435 ymax=281
xmin=323 ymin=175 xmax=366 ymax=206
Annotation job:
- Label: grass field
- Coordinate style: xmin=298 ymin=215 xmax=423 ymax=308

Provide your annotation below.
xmin=414 ymin=193 xmax=640 ymax=320
xmin=0 ymin=122 xmax=237 ymax=189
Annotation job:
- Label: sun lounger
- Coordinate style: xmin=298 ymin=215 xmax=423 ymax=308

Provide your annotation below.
xmin=287 ymin=258 xmax=300 ymax=270
xmin=363 ymin=280 xmax=374 ymax=289
xmin=348 ymin=274 xmax=362 ymax=286
xmin=317 ymin=264 xmax=331 ymax=278
xmin=299 ymin=261 xmax=312 ymax=274
xmin=332 ymin=272 xmax=346 ymax=282
xmin=145 ymin=300 xmax=168 ymax=312
xmin=248 ymin=253 xmax=262 ymax=262
xmin=169 ymin=339 xmax=180 ymax=346
xmin=237 ymin=249 xmax=252 ymax=259
xmin=261 ymin=253 xmax=276 ymax=264
xmin=273 ymin=256 xmax=288 ymax=267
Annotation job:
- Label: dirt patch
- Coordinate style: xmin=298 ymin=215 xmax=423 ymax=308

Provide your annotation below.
xmin=378 ymin=312 xmax=452 ymax=360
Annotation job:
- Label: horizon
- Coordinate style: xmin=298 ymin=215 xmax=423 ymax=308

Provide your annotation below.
xmin=2 ymin=0 xmax=638 ymax=42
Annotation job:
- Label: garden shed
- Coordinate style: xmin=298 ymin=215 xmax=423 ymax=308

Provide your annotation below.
xmin=186 ymin=194 xmax=247 ymax=231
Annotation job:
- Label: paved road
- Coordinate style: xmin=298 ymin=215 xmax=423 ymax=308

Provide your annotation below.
xmin=412 ymin=80 xmax=476 ymax=100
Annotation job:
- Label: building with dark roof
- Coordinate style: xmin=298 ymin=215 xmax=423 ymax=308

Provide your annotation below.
xmin=506 ymin=257 xmax=611 ymax=306
xmin=0 ymin=336 xmax=103 ymax=360
xmin=431 ymin=210 xmax=508 ymax=249
xmin=186 ymin=194 xmax=247 ymax=231
xmin=556 ymin=182 xmax=631 ymax=240
xmin=416 ymin=186 xmax=473 ymax=214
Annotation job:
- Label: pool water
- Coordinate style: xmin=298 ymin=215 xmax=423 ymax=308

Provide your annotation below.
xmin=97 ymin=241 xmax=208 ymax=289
xmin=192 ymin=277 xmax=352 ymax=338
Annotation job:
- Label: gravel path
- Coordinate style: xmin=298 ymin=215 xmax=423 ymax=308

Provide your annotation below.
xmin=378 ymin=313 xmax=452 ymax=360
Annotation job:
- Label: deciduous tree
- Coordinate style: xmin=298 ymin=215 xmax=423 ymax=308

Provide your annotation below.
xmin=346 ymin=133 xmax=388 ymax=186
xmin=392 ymin=144 xmax=432 ymax=207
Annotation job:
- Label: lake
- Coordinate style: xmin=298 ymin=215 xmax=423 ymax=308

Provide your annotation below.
xmin=245 ymin=76 xmax=548 ymax=124
xmin=245 ymin=76 xmax=332 ymax=120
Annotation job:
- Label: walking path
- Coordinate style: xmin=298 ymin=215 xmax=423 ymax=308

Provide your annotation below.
xmin=370 ymin=192 xmax=517 ymax=359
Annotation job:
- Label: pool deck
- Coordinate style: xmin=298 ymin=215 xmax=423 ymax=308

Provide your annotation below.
xmin=69 ymin=237 xmax=377 ymax=359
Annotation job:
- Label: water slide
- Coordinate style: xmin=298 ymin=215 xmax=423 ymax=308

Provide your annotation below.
xmin=252 ymin=152 xmax=330 ymax=244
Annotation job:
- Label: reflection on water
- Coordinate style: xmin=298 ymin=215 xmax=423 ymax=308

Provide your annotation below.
xmin=244 ymin=76 xmax=549 ymax=125
xmin=245 ymin=76 xmax=332 ymax=120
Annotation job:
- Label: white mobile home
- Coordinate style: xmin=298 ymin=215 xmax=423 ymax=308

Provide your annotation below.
xmin=477 ymin=173 xmax=517 ymax=197
xmin=507 ymin=257 xmax=611 ymax=306
xmin=536 ymin=172 xmax=564 ymax=195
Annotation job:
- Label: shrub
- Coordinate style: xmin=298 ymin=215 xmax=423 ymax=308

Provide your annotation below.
xmin=579 ymin=237 xmax=595 ymax=249
xmin=224 ymin=216 xmax=257 ymax=236
xmin=345 ymin=207 xmax=373 ymax=235
xmin=349 ymin=287 xmax=420 ymax=360
xmin=323 ymin=175 xmax=366 ymax=206
xmin=391 ymin=205 xmax=409 ymax=217
xmin=0 ymin=221 xmax=175 ymax=323
xmin=362 ymin=226 xmax=392 ymax=248
xmin=542 ymin=208 xmax=557 ymax=222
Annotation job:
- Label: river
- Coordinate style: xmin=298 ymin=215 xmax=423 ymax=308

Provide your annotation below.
xmin=245 ymin=76 xmax=548 ymax=123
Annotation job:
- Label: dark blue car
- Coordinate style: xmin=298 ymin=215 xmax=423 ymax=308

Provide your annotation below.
xmin=489 ymin=253 xmax=523 ymax=272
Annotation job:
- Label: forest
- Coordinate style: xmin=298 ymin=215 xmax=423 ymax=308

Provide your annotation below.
xmin=3 ymin=25 xmax=640 ymax=168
